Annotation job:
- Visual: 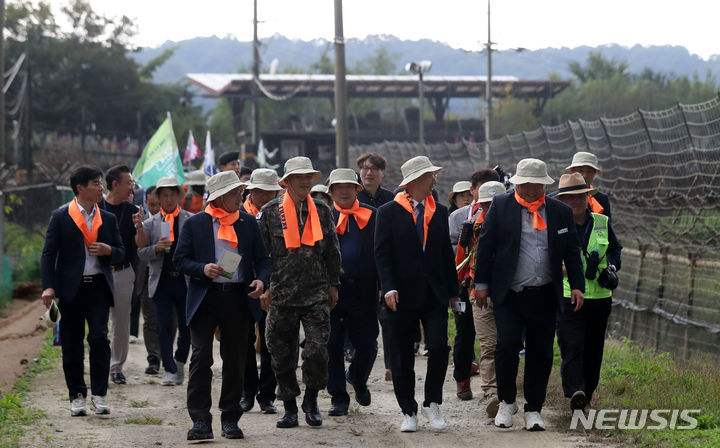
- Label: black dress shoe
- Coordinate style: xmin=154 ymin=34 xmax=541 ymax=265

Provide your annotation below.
xmin=328 ymin=402 xmax=348 ymax=416
xmin=302 ymin=402 xmax=323 ymax=426
xmin=355 ymin=386 xmax=371 ymax=407
xmin=187 ymin=420 xmax=214 ymax=440
xmin=221 ymin=421 xmax=244 ymax=439
xmin=258 ymin=400 xmax=277 ymax=414
xmin=240 ymin=395 xmax=254 ymax=412
xmin=276 ymin=411 xmax=299 ymax=428
xmin=111 ymin=372 xmax=127 ymax=385
xmin=144 ymin=364 xmax=159 ymax=375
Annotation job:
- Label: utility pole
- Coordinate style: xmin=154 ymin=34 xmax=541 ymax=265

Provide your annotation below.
xmin=333 ymin=0 xmax=349 ymax=168
xmin=0 ymin=0 xmax=5 ymax=164
xmin=249 ymin=0 xmax=260 ymax=163
xmin=25 ymin=58 xmax=32 ymax=177
xmin=418 ymin=71 xmax=425 ymax=145
xmin=484 ymin=0 xmax=492 ymax=164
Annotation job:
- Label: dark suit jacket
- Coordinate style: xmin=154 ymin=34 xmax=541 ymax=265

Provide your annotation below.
xmin=41 ymin=204 xmax=125 ymax=303
xmin=593 ymin=191 xmax=611 ymax=220
xmin=474 ymin=192 xmax=584 ymax=306
xmin=374 ymin=199 xmax=458 ymax=310
xmin=173 ymin=210 xmax=272 ymax=325
xmin=332 ymin=204 xmax=378 ymax=299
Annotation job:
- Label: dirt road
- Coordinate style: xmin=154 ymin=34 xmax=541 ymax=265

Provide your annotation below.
xmin=0 ymin=299 xmax=48 ymax=392
xmin=18 ymin=322 xmax=598 ymax=447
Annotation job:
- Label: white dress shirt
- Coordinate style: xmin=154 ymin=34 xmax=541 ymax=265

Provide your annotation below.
xmin=76 ymin=200 xmax=102 ymax=276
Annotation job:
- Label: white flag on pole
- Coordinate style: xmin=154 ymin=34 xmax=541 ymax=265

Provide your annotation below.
xmin=202 ymin=130 xmax=217 ymax=175
xmin=183 ymin=130 xmax=200 ymax=163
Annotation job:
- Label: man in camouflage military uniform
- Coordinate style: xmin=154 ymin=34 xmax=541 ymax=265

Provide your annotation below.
xmin=258 ymin=157 xmax=341 ymax=429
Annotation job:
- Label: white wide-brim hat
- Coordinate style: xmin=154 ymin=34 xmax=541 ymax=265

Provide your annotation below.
xmin=476 ymin=181 xmax=507 ymax=202
xmin=156 ymin=176 xmax=182 ymax=192
xmin=554 ymin=173 xmax=597 ymax=196
xmin=448 ymin=181 xmax=472 ymax=203
xmin=398 ymin=156 xmax=442 ymax=187
xmin=509 ymin=158 xmax=554 ymax=185
xmin=206 ymin=171 xmax=245 ymax=202
xmin=246 ymin=168 xmax=284 ymax=191
xmin=327 ymin=168 xmax=362 ymax=189
xmin=186 ymin=170 xmax=209 ymax=186
xmin=566 ymin=151 xmax=601 ymax=172
xmin=278 ymin=156 xmax=321 ymax=186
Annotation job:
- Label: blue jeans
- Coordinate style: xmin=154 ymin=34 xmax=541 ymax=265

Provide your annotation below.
xmin=152 ymin=273 xmax=190 ymax=373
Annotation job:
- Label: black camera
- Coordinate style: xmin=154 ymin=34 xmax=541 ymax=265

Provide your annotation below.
xmin=598 ymin=266 xmax=619 ymax=290
xmin=585 ymin=249 xmax=600 ymax=280
xmin=459 ymin=221 xmax=474 ymax=248
xmin=494 ymin=165 xmax=513 ymax=190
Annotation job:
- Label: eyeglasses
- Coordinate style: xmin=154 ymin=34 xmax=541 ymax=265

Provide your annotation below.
xmin=360 ymin=165 xmax=380 ymax=172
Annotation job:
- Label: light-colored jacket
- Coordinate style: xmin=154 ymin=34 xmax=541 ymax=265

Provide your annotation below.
xmin=448 ymin=204 xmax=472 ymax=255
xmin=138 ymin=209 xmax=193 ymax=297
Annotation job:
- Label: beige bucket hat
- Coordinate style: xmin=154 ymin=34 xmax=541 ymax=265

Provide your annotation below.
xmin=185 ymin=170 xmax=209 ymax=186
xmin=448 ymin=181 xmax=472 ymax=203
xmin=476 ymin=181 xmax=507 ymax=202
xmin=554 ymin=173 xmax=597 ymax=197
xmin=566 ymin=151 xmax=601 ymax=172
xmin=398 ymin=156 xmax=442 ymax=187
xmin=246 ymin=168 xmax=284 ymax=191
xmin=327 ymin=168 xmax=362 ymax=190
xmin=509 ymin=158 xmax=554 ymax=185
xmin=310 ymin=184 xmax=329 ymax=194
xmin=206 ymin=171 xmax=245 ymax=201
xmin=156 ymin=176 xmax=182 ymax=192
xmin=279 ymin=157 xmax=321 ymax=186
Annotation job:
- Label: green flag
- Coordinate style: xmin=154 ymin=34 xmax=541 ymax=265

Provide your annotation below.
xmin=133 ymin=116 xmax=185 ymax=188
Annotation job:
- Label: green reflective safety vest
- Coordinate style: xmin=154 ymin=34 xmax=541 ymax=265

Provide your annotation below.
xmin=563 ymin=212 xmax=613 ymax=299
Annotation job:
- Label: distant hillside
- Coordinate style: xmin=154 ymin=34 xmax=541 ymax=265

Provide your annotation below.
xmin=132 ymin=34 xmax=720 ymax=84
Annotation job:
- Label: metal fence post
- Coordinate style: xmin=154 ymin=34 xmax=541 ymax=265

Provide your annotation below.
xmin=629 ymin=244 xmax=648 ymax=341
xmin=683 ymin=252 xmax=698 ymax=364
xmin=654 ymin=246 xmax=670 ymax=351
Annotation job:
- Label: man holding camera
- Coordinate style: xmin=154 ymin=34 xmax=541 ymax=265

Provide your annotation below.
xmin=474 ymin=158 xmax=584 ymax=431
xmin=553 ymin=173 xmax=622 ymax=412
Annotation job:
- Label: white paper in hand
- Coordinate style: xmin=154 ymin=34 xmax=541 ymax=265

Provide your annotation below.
xmin=217 ymin=250 xmax=242 ymax=279
xmin=160 ymin=221 xmax=171 ymax=238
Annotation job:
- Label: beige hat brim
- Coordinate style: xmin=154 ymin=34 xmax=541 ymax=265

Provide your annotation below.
xmin=509 ymin=174 xmax=555 ymax=185
xmin=566 ymin=161 xmax=601 ymax=172
xmin=555 ymin=186 xmax=598 ymax=197
xmin=278 ymin=170 xmax=322 ymax=186
xmin=398 ymin=166 xmax=442 ymax=188
xmin=207 ymin=181 xmax=246 ymax=202
xmin=245 ymin=183 xmax=284 ymax=191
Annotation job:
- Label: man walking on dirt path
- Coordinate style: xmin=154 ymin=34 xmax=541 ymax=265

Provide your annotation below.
xmin=41 ymin=166 xmax=125 ymax=417
xmin=258 ymin=157 xmax=342 ymax=430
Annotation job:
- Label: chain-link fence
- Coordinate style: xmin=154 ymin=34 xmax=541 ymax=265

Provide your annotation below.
xmin=350 ymin=93 xmax=720 ymax=360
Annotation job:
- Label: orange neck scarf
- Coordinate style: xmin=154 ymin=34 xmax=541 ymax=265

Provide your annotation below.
xmin=514 ymin=190 xmax=547 ymax=230
xmin=279 ymin=193 xmax=323 ymax=249
xmin=205 ymin=203 xmax=239 ymax=248
xmin=334 ymin=200 xmax=372 ymax=235
xmin=393 ymin=192 xmax=436 ymax=247
xmin=588 ymin=187 xmax=604 ymax=213
xmin=161 ymin=206 xmax=180 ymax=242
xmin=68 ymin=199 xmax=102 ymax=246
xmin=243 ymin=197 xmax=260 ymax=217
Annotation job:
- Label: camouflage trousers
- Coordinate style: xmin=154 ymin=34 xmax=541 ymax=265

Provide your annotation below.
xmin=265 ymin=300 xmax=330 ymax=401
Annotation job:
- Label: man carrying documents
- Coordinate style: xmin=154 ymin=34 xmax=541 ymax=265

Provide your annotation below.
xmin=137 ymin=177 xmax=193 ymax=387
xmin=174 ymin=171 xmax=272 ymax=441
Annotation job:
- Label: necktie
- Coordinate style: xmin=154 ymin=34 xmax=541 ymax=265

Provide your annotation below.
xmin=415 ymin=202 xmax=425 ymax=247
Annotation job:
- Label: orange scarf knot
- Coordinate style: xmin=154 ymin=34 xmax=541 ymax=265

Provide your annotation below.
xmin=204 ymin=203 xmax=239 ymax=248
xmin=279 ymin=194 xmax=323 ymax=249
xmin=393 ymin=192 xmax=436 ymax=247
xmin=68 ymin=199 xmax=102 ymax=246
xmin=514 ymin=190 xmax=547 ymax=230
xmin=334 ymin=200 xmax=372 ymax=235
xmin=161 ymin=206 xmax=181 ymax=242
xmin=243 ymin=197 xmax=261 ymax=217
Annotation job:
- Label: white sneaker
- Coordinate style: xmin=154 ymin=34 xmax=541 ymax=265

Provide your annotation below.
xmin=91 ymin=395 xmax=110 ymax=415
xmin=70 ymin=395 xmax=87 ymax=416
xmin=129 ymin=335 xmax=140 ymax=344
xmin=161 ymin=370 xmax=181 ymax=386
xmin=494 ymin=401 xmax=518 ymax=428
xmin=421 ymin=402 xmax=447 ymax=431
xmin=524 ymin=411 xmax=546 ymax=431
xmin=400 ymin=413 xmax=418 ymax=432
xmin=174 ymin=361 xmax=185 ymax=385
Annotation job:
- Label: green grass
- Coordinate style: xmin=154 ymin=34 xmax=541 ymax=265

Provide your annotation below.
xmin=0 ymin=330 xmax=60 ymax=448
xmin=123 ymin=415 xmax=163 ymax=425
xmin=592 ymin=339 xmax=720 ymax=448
xmin=128 ymin=399 xmax=151 ymax=408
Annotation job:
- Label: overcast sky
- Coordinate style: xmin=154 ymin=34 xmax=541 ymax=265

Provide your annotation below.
xmin=83 ymin=0 xmax=718 ymax=59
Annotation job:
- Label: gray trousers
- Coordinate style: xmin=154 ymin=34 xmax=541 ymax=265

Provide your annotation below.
xmin=110 ymin=266 xmax=135 ymax=374
xmin=135 ymin=265 xmax=162 ymax=364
